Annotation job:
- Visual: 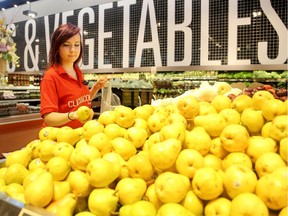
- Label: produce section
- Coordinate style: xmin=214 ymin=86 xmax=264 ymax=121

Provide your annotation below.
xmin=153 ymin=70 xmax=287 ymax=99
xmin=0 ymin=69 xmax=286 ymax=118
xmin=217 ymin=70 xmax=287 ymax=88
xmin=0 ymin=81 xmax=287 ymax=216
xmin=0 ymin=0 xmax=287 ymax=214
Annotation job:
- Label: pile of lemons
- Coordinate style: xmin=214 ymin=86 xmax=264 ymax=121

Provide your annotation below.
xmin=0 ymin=89 xmax=287 ymax=216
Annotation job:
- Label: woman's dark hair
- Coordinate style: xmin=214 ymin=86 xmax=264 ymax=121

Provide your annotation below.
xmin=47 ymin=23 xmax=83 ymax=69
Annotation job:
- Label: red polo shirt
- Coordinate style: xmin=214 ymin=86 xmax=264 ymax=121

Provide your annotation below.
xmin=40 ymin=64 xmax=91 ymax=128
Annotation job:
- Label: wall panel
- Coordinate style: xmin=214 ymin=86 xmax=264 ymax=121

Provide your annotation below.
xmin=4 ymin=0 xmax=287 ymax=72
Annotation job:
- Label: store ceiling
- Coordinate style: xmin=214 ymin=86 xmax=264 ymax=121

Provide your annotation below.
xmin=0 ymin=0 xmax=39 ymax=10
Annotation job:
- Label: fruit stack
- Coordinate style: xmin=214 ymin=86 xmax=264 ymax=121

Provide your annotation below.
xmin=0 ymin=83 xmax=287 ymax=216
xmin=227 ymin=84 xmax=288 ymax=102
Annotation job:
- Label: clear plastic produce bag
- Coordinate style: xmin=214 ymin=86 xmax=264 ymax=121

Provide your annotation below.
xmin=100 ymin=80 xmax=121 ymax=113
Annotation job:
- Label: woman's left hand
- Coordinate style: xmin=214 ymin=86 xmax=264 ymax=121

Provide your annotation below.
xmin=93 ymin=77 xmax=108 ymax=90
xmin=90 ymin=76 xmax=109 ymax=100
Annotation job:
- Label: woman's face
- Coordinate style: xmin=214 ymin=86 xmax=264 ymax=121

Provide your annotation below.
xmin=58 ymin=33 xmax=81 ymax=65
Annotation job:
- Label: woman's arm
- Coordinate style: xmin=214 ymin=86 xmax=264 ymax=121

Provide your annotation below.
xmin=43 ymin=109 xmax=94 ymax=127
xmin=43 ymin=111 xmax=77 ymax=127
xmin=90 ymin=77 xmax=108 ymax=99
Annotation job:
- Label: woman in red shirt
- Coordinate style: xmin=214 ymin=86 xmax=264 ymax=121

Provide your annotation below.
xmin=40 ymin=23 xmax=107 ymax=128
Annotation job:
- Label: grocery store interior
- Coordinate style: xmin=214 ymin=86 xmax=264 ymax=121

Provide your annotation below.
xmin=0 ymin=0 xmax=287 ymax=215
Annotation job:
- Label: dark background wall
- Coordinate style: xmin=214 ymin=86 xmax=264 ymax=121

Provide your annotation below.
xmin=8 ymin=0 xmax=288 ymax=72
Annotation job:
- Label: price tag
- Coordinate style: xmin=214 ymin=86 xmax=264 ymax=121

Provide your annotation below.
xmin=151 ymin=67 xmax=157 ymax=75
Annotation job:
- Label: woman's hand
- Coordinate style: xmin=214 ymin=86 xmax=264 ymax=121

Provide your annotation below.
xmin=93 ymin=77 xmax=108 ymax=90
xmin=90 ymin=76 xmax=109 ymax=99
xmin=70 ymin=108 xmax=94 ymax=123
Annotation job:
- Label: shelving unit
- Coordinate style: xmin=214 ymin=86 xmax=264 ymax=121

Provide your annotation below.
xmin=152 ymin=69 xmax=287 ymax=99
xmin=0 ymin=85 xmax=41 ymax=119
xmin=0 ymin=85 xmax=42 ymax=157
xmin=0 ymin=66 xmax=286 ymax=118
xmin=2 ymin=98 xmax=40 ymax=103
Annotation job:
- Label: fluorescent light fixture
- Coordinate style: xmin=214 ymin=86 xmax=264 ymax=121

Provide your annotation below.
xmin=23 ymin=1 xmax=37 ymax=18
xmin=23 ymin=9 xmax=37 ymax=17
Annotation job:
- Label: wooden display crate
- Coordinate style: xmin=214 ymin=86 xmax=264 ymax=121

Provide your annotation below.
xmin=112 ymin=88 xmax=153 ymax=108
xmin=139 ymin=89 xmax=153 ymax=105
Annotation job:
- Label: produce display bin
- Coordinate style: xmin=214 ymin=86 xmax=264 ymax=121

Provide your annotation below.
xmin=112 ymin=88 xmax=153 ymax=108
xmin=0 ymin=193 xmax=54 ymax=216
xmin=0 ymin=113 xmax=42 ymax=159
xmin=139 ymin=89 xmax=153 ymax=105
xmin=121 ymin=88 xmax=140 ymax=108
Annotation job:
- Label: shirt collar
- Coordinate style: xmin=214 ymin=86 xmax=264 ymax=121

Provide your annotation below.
xmin=52 ymin=64 xmax=65 ymax=75
xmin=52 ymin=64 xmax=84 ymax=83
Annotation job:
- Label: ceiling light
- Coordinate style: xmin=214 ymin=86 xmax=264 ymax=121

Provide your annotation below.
xmin=23 ymin=10 xmax=37 ymax=17
xmin=23 ymin=2 xmax=37 ymax=18
xmin=252 ymin=10 xmax=262 ymax=18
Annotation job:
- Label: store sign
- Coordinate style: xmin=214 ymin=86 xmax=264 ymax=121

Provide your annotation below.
xmin=7 ymin=0 xmax=288 ymax=71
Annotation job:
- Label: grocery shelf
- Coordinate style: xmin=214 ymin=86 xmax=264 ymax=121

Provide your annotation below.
xmin=217 ymin=78 xmax=287 ymax=83
xmin=0 ymin=85 xmax=40 ymax=90
xmin=153 ymin=77 xmax=217 ymax=81
xmin=0 ymin=99 xmax=40 ymax=103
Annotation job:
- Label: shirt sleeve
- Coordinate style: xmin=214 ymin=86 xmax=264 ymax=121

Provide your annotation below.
xmin=40 ymin=71 xmax=59 ymax=117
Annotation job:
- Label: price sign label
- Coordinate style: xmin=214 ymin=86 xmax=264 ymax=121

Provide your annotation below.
xmin=151 ymin=67 xmax=157 ymax=75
